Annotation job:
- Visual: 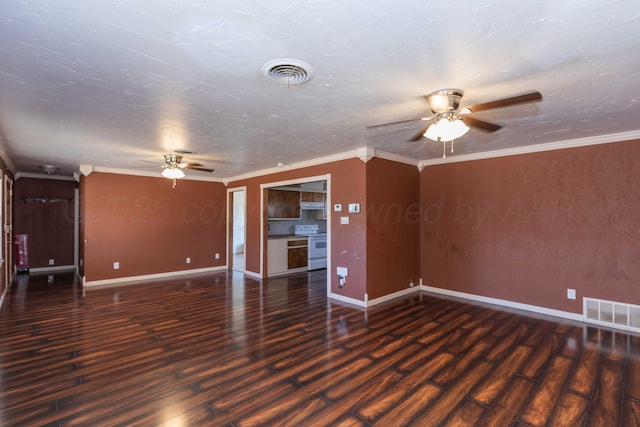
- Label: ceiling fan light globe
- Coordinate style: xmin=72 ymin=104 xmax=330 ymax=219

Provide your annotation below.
xmin=162 ymin=167 xmax=185 ymax=179
xmin=424 ymin=118 xmax=469 ymax=141
xmin=446 ymin=118 xmax=470 ymax=140
xmin=424 ymin=120 xmax=444 ymax=141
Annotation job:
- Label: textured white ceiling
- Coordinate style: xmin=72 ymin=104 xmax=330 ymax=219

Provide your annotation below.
xmin=0 ymin=0 xmax=639 ymax=178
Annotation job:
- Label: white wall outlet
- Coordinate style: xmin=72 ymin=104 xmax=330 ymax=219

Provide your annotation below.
xmin=340 ymin=216 xmax=349 ymax=224
xmin=348 ymin=203 xmax=360 ymax=213
xmin=567 ymin=288 xmax=576 ymax=300
xmin=186 ymin=257 xmax=191 ymax=264
xmin=49 ymin=258 xmax=55 ymax=265
xmin=337 ymin=266 xmax=348 ymax=288
xmin=334 ymin=203 xmax=342 ymax=212
xmin=215 ymin=253 xmax=220 ymax=260
xmin=113 ymin=262 xmax=120 ymax=270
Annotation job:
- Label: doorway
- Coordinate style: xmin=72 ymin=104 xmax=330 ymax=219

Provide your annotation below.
xmin=228 ymin=187 xmax=246 ymax=272
xmin=261 ymin=174 xmax=331 ymax=293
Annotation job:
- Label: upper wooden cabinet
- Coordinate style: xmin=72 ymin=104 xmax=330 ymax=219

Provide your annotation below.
xmin=267 ymin=189 xmax=283 ymax=218
xmin=301 ymin=191 xmax=324 ymax=203
xmin=267 ymin=189 xmax=301 ymax=219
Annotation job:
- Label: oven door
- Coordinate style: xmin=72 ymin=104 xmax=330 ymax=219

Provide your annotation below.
xmin=308 ymin=236 xmax=327 ymax=259
xmin=307 ymin=235 xmax=327 ymax=270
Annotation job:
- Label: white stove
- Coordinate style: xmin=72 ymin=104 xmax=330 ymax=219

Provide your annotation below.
xmin=294 ymin=225 xmax=327 ymax=270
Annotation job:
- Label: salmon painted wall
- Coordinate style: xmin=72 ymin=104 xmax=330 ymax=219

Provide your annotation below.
xmin=82 ymin=172 xmax=226 ymax=282
xmin=366 ymin=158 xmax=420 ymax=299
xmin=229 ymin=157 xmax=368 ymax=302
xmin=420 ymin=139 xmax=640 ymax=313
xmin=14 ymin=177 xmax=76 ymax=269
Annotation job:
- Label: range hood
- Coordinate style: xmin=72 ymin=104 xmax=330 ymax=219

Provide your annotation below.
xmin=301 ymin=201 xmax=324 ymax=210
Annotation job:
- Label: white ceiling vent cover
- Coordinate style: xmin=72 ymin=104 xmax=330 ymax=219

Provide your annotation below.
xmin=262 ymin=59 xmax=314 ymax=85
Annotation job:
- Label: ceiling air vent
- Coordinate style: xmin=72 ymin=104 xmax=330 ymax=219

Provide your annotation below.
xmin=262 ymin=59 xmax=313 ymax=85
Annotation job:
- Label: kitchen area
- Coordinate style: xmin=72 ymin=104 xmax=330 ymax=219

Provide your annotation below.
xmin=267 ymin=181 xmax=327 ymax=277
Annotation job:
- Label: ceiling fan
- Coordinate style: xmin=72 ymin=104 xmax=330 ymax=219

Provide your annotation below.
xmin=367 ymin=89 xmax=542 ymax=157
xmin=162 ymin=153 xmax=214 ymax=187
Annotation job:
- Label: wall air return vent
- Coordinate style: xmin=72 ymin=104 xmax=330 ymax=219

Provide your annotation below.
xmin=584 ymin=297 xmax=640 ymax=334
xmin=262 ymin=59 xmax=313 ymax=85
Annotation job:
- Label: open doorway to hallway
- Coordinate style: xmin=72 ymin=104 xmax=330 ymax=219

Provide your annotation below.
xmin=228 ymin=188 xmax=246 ymax=272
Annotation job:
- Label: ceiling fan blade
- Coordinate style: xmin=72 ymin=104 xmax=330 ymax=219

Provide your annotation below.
xmin=185 ymin=164 xmax=214 ymax=172
xmin=407 ymin=124 xmax=431 ymax=142
xmin=462 ymin=116 xmax=502 ymax=133
xmin=366 ymin=116 xmax=429 ymax=129
xmin=465 ymin=91 xmax=542 ymax=113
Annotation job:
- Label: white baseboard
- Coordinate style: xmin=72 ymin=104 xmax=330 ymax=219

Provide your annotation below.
xmin=329 ymin=286 xmax=421 ymax=308
xmin=367 ymin=286 xmax=420 ymax=307
xmin=421 ymin=285 xmax=583 ymax=322
xmin=267 ymin=267 xmax=308 ymax=278
xmin=83 ymin=266 xmax=227 ymax=287
xmin=243 ymin=270 xmax=263 ymax=280
xmin=328 ymin=291 xmax=367 ymax=308
xmin=0 ymin=286 xmax=6 ymax=309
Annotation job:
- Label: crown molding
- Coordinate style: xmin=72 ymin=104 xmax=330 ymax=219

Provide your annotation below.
xmin=14 ymin=172 xmax=77 ymax=182
xmin=420 ymin=130 xmax=640 ymax=167
xmin=87 ymin=166 xmax=225 ymax=183
xmin=227 ymin=149 xmax=360 ymax=182
xmin=373 ymin=150 xmax=421 ymax=167
xmin=70 ymin=130 xmax=640 ymax=184
xmin=357 ymin=147 xmax=375 ymax=162
xmin=227 ymin=147 xmax=422 ymax=183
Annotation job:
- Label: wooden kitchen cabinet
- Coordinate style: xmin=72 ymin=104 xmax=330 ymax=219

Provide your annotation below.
xmin=287 ymin=239 xmax=308 ymax=269
xmin=267 ymin=189 xmax=283 ymax=218
xmin=267 ymin=189 xmax=301 ymax=219
xmin=268 ymin=237 xmax=308 ymax=276
xmin=301 ymin=191 xmax=324 ymax=202
xmin=267 ymin=238 xmax=288 ymax=275
xmin=281 ymin=191 xmax=301 ymax=218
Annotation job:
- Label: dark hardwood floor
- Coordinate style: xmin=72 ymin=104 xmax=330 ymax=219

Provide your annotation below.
xmin=1 ymin=270 xmax=639 ymax=426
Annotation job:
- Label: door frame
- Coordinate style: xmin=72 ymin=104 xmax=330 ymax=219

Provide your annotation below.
xmin=260 ymin=174 xmax=331 ymax=294
xmin=3 ymin=175 xmax=12 ymax=290
xmin=226 ymin=186 xmax=247 ymax=272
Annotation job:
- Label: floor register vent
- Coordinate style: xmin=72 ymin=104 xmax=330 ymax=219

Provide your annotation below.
xmin=584 ymin=297 xmax=640 ymax=334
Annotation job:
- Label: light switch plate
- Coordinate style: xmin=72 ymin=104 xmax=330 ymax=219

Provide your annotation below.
xmin=348 ymin=203 xmax=360 ymax=213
